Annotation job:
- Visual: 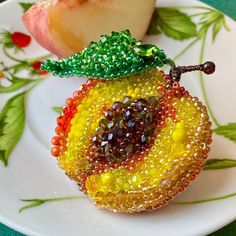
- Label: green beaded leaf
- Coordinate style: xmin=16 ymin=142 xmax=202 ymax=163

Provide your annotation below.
xmin=41 ymin=30 xmax=172 ymax=80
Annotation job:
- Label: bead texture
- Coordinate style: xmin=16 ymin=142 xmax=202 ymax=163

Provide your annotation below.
xmin=41 ymin=30 xmax=169 ymax=79
xmin=51 ymin=69 xmax=212 ymax=213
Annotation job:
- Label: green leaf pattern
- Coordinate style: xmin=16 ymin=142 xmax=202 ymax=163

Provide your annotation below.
xmin=147 ymin=8 xmax=197 ymax=40
xmin=0 ymin=75 xmax=35 ymax=93
xmin=0 ymin=93 xmax=26 ymax=166
xmin=19 ymin=196 xmax=87 ymax=213
xmin=204 ymin=159 xmax=236 ymax=170
xmin=214 ymin=123 xmax=236 ymax=142
xmin=0 ymin=29 xmax=51 ymax=165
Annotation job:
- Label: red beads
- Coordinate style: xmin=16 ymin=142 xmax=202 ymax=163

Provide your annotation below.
xmin=57 ymin=116 xmax=65 ymax=127
xmin=66 ymin=98 xmax=74 ymax=107
xmin=51 ymin=136 xmax=62 ymax=146
xmin=55 ymin=126 xmax=63 ymax=135
xmin=51 ymin=147 xmax=60 ymax=157
xmin=73 ymin=91 xmax=80 ymax=99
xmin=86 ymin=78 xmax=96 ymax=85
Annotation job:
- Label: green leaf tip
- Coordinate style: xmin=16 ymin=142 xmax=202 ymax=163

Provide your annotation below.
xmin=41 ymin=30 xmax=171 ymax=80
xmin=19 ymin=199 xmax=45 ymax=213
xmin=18 ymin=196 xmax=87 ymax=213
xmin=0 ymin=92 xmax=26 ymax=166
xmin=52 ymin=106 xmax=63 ymax=115
xmin=204 ymin=159 xmax=236 ymax=170
xmin=147 ymin=7 xmax=197 ymax=40
xmin=173 ymin=192 xmax=236 ymax=205
xmin=19 ymin=2 xmax=33 ymax=12
xmin=214 ymin=123 xmax=236 ymax=143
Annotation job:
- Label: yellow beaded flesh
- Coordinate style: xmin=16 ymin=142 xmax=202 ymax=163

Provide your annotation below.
xmin=58 ymin=69 xmax=163 ymax=184
xmin=53 ymin=68 xmax=212 ymax=213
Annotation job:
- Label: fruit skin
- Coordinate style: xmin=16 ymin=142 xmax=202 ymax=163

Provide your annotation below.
xmin=22 ymin=0 xmax=156 ymax=57
xmin=22 ymin=4 xmax=59 ymax=55
xmin=51 ymin=69 xmax=212 ymax=213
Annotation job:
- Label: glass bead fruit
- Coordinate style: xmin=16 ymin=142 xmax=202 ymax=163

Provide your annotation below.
xmin=51 ymin=69 xmax=212 ymax=213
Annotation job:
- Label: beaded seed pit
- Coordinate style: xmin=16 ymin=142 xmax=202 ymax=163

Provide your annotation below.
xmin=51 ymin=68 xmax=212 ymax=213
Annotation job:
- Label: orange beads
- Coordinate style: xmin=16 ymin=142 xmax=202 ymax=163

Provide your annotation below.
xmin=51 ymin=147 xmax=60 ymax=157
xmin=51 ymin=79 xmax=98 ymax=157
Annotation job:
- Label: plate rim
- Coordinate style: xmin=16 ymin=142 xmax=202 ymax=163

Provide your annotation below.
xmin=0 ymin=0 xmax=236 ymax=235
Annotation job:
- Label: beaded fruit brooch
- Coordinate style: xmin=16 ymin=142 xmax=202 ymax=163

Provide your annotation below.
xmin=42 ymin=30 xmax=215 ymax=213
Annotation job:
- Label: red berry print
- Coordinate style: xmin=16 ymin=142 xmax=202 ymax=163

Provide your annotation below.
xmin=31 ymin=61 xmax=48 ymax=75
xmin=11 ymin=32 xmax=31 ymax=48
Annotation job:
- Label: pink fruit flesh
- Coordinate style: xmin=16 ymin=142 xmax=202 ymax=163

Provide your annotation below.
xmin=22 ymin=0 xmax=156 ymax=57
xmin=22 ymin=4 xmax=65 ymax=56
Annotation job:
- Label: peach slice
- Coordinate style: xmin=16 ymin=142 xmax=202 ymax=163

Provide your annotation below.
xmin=23 ymin=0 xmax=156 ymax=57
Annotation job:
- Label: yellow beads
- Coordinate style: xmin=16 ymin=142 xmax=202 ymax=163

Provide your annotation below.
xmin=101 ymin=173 xmax=113 ymax=185
xmin=56 ymin=69 xmax=212 ymax=213
xmin=172 ymin=122 xmax=187 ymax=142
xmin=59 ymin=69 xmax=163 ymax=184
xmin=86 ymin=98 xmax=205 ymax=195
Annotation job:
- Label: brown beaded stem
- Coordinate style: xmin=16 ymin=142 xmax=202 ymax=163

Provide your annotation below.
xmin=170 ymin=61 xmax=216 ymax=81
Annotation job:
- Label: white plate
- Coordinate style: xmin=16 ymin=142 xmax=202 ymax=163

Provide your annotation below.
xmin=0 ymin=0 xmax=236 ymax=235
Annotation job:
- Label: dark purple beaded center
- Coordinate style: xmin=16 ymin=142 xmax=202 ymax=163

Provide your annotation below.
xmin=89 ymin=96 xmax=160 ymax=164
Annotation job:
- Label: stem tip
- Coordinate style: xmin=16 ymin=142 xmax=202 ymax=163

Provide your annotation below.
xmin=203 ymin=61 xmax=216 ymax=75
xmin=169 ymin=61 xmax=216 ymax=81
